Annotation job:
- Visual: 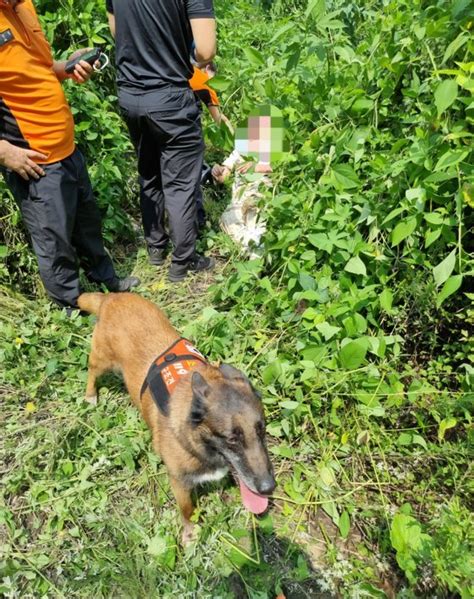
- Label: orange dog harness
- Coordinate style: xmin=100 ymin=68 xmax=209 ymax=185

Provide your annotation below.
xmin=140 ymin=338 xmax=207 ymax=416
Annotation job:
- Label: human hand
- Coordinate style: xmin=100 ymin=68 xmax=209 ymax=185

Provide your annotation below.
xmin=236 ymin=162 xmax=253 ymax=175
xmin=212 ymin=164 xmax=231 ymax=184
xmin=255 ymin=162 xmax=272 ymax=174
xmin=0 ymin=141 xmax=47 ymax=180
xmin=68 ymin=48 xmax=96 ymax=83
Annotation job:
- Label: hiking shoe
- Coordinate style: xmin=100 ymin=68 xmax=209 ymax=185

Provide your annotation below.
xmin=168 ymin=254 xmax=215 ymax=282
xmin=106 ymin=276 xmax=141 ymax=292
xmin=149 ymin=247 xmax=167 ymax=266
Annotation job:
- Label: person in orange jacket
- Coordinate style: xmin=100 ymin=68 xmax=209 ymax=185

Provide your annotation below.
xmin=0 ymin=0 xmax=139 ymax=310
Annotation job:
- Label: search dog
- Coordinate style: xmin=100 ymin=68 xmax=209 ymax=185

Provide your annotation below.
xmin=78 ymin=292 xmax=275 ymax=544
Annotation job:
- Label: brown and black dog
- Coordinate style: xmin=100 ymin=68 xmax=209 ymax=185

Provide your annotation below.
xmin=78 ymin=292 xmax=275 ymax=544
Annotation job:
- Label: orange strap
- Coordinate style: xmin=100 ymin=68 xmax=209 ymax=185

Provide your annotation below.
xmin=140 ymin=338 xmax=207 ymax=416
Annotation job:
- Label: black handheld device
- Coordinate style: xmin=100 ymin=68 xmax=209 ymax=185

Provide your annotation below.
xmin=65 ymin=48 xmax=102 ymax=74
xmin=201 ymin=163 xmax=213 ymax=185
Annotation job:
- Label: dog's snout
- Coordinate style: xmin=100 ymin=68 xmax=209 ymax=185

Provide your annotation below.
xmin=256 ymin=475 xmax=276 ymax=495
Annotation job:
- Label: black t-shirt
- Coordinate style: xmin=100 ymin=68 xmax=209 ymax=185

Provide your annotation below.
xmin=106 ymin=0 xmax=214 ymax=91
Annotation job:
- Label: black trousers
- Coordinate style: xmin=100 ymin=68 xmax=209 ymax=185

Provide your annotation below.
xmin=2 ymin=148 xmax=116 ymax=308
xmin=119 ymin=85 xmax=204 ymax=264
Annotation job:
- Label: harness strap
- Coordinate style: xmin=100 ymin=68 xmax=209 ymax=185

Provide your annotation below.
xmin=140 ymin=338 xmax=207 ymax=417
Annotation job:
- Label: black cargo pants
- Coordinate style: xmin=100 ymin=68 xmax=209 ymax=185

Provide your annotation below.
xmin=118 ymin=85 xmax=204 ymax=264
xmin=2 ymin=148 xmax=116 ymax=308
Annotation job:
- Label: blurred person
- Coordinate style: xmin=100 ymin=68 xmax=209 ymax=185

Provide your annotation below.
xmin=212 ymin=152 xmax=272 ymax=256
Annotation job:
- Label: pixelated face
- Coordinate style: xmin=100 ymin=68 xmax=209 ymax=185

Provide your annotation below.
xmin=234 ymin=105 xmax=288 ymax=166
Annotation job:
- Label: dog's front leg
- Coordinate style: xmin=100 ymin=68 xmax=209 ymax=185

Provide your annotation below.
xmin=169 ymin=476 xmax=195 ymax=545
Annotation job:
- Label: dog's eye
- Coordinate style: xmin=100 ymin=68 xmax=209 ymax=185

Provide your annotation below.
xmin=228 ymin=427 xmax=243 ymax=445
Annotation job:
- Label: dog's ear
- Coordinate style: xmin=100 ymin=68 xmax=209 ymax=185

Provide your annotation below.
xmin=220 ymin=363 xmax=249 ymax=382
xmin=220 ymin=363 xmax=261 ymax=398
xmin=190 ymin=371 xmax=210 ymax=425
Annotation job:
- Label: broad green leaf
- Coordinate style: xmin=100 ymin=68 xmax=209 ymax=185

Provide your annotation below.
xmin=391 ymin=217 xmax=417 ymax=246
xmin=280 ymin=400 xmax=300 ymax=410
xmin=397 ymin=433 xmax=427 ymax=450
xmin=412 ymin=435 xmax=428 ymax=450
xmin=340 ymin=339 xmax=368 ymax=369
xmin=406 ymin=187 xmax=426 ymax=202
xmin=443 ymin=32 xmax=469 ymax=63
xmin=331 ymin=164 xmax=360 ymax=189
xmin=463 ymin=183 xmax=474 ymax=207
xmin=357 ymin=584 xmax=387 ymax=598
xmin=302 ymin=307 xmax=319 ymax=320
xmin=433 ymin=249 xmax=456 ymax=286
xmin=390 ymin=512 xmax=430 ymax=584
xmin=270 ymin=22 xmax=295 ymax=43
xmin=243 ymin=47 xmax=265 ymax=66
xmin=382 ymin=206 xmax=405 ymax=225
xmin=452 ymin=0 xmax=473 ymax=22
xmin=147 ymin=533 xmax=177 ymax=569
xmin=343 ymin=313 xmax=367 ymax=336
xmin=306 ymin=0 xmax=326 ymax=20
xmin=379 ymin=288 xmax=393 ymax=312
xmin=438 ymin=417 xmax=457 ymax=441
xmin=436 ymin=275 xmax=463 ymax=307
xmin=334 ymin=45 xmax=357 ymax=62
xmin=434 ymin=149 xmax=468 ymax=171
xmin=316 ymin=321 xmax=341 ymax=341
xmin=350 ymin=97 xmax=373 ymax=113
xmin=344 ymin=256 xmax=367 ymax=276
xmin=45 ymin=359 xmax=58 ymax=377
xmin=319 ymin=466 xmax=335 ymax=487
xmin=425 ymin=228 xmax=442 ymax=248
xmin=262 ymin=360 xmax=282 ymax=385
xmin=298 ymin=272 xmax=316 ymax=290
xmin=434 ymin=80 xmax=458 ymax=115
xmin=201 ymin=307 xmax=219 ymax=321
xmin=307 ymin=233 xmax=333 ymax=253
xmin=397 ymin=432 xmax=412 ymax=446
xmin=0 ymin=245 xmax=7 ymax=258
xmin=147 ymin=535 xmax=167 ymax=557
xmin=424 ymin=212 xmax=444 ymax=225
xmin=208 ymin=75 xmax=231 ymax=92
xmin=339 ymin=511 xmax=350 ymax=538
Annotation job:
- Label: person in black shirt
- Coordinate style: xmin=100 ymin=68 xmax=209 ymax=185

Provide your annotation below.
xmin=106 ymin=0 xmax=216 ymax=282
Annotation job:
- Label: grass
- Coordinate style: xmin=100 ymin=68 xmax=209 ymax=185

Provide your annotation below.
xmin=0 ymin=250 xmax=333 ymax=597
xmin=1 ymin=208 xmax=472 ymax=597
xmin=1 ymin=0 xmax=473 ymax=594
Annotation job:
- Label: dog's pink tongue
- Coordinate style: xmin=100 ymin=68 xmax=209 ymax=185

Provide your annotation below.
xmin=238 ymin=479 xmax=269 ymax=514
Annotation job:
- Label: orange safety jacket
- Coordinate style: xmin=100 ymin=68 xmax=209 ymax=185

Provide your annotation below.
xmin=189 ymin=66 xmax=219 ymax=107
xmin=0 ymin=0 xmax=74 ymax=164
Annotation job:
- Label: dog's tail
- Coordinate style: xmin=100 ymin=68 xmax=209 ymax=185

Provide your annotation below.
xmin=78 ymin=292 xmax=106 ymax=316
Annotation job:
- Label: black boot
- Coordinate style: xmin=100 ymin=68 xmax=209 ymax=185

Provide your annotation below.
xmin=168 ymin=255 xmax=215 ymax=282
xmin=106 ymin=276 xmax=141 ymax=292
xmin=148 ymin=247 xmax=167 ymax=266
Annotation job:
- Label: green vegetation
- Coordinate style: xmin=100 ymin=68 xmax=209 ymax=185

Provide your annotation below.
xmin=1 ymin=0 xmax=473 ymax=597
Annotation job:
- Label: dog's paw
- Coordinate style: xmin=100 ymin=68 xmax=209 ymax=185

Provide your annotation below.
xmin=181 ymin=522 xmax=196 ymax=546
xmin=85 ymin=395 xmax=98 ymax=406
